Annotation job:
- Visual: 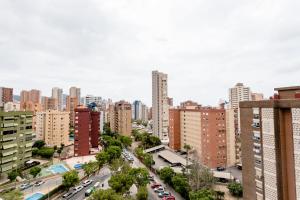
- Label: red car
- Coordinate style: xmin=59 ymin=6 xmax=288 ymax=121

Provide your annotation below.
xmin=151 ymin=183 xmax=162 ymax=189
xmin=163 ymin=196 xmax=175 ymax=200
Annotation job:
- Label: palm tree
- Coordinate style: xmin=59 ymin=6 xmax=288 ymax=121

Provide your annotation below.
xmin=183 ymin=144 xmax=191 ymax=175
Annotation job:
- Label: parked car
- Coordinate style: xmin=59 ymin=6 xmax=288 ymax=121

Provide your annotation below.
xmin=154 ymin=186 xmax=164 ymax=193
xmin=85 ymin=186 xmax=95 ymax=197
xmin=151 ymin=183 xmax=162 ymax=189
xmin=34 ymin=180 xmax=45 ymax=186
xmin=162 ymin=195 xmax=176 ymax=200
xmin=73 ymin=185 xmax=84 ymax=193
xmin=148 ymin=175 xmax=154 ymax=181
xmin=158 ymin=191 xmax=170 ymax=198
xmin=20 ymin=183 xmax=32 ymax=190
xmin=83 ymin=179 xmax=93 ymax=187
xmin=216 ymin=167 xmax=226 ymax=171
xmin=62 ymin=192 xmax=73 ymax=199
xmin=94 ymin=182 xmax=100 ymax=188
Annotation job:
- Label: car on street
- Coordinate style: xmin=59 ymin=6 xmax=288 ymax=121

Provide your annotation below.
xmin=94 ymin=181 xmax=100 ymax=188
xmin=34 ymin=180 xmax=45 ymax=186
xmin=158 ymin=191 xmax=171 ymax=198
xmin=154 ymin=186 xmax=164 ymax=193
xmin=73 ymin=185 xmax=84 ymax=193
xmin=83 ymin=179 xmax=93 ymax=187
xmin=20 ymin=183 xmax=32 ymax=190
xmin=85 ymin=186 xmax=95 ymax=197
xmin=217 ymin=167 xmax=226 ymax=171
xmin=151 ymin=183 xmax=162 ymax=189
xmin=148 ymin=175 xmax=154 ymax=181
xmin=62 ymin=192 xmax=73 ymax=199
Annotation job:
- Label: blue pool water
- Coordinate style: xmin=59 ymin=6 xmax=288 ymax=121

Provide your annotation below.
xmin=74 ymin=163 xmax=83 ymax=169
xmin=26 ymin=193 xmax=44 ymax=200
xmin=50 ymin=164 xmax=69 ymax=174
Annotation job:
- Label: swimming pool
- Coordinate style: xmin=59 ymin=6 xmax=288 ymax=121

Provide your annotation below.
xmin=74 ymin=163 xmax=83 ymax=169
xmin=50 ymin=164 xmax=69 ymax=174
xmin=26 ymin=193 xmax=44 ymax=200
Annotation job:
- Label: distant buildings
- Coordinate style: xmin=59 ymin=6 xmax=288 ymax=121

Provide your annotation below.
xmin=41 ymin=96 xmax=57 ymax=111
xmin=69 ymin=87 xmax=81 ymax=103
xmin=3 ymin=102 xmax=20 ymax=112
xmin=0 ymin=109 xmax=34 ymax=175
xmin=20 ymin=89 xmax=42 ymax=112
xmin=228 ymin=83 xmax=251 ymax=165
xmin=169 ymin=103 xmax=227 ymax=169
xmin=74 ymin=107 xmax=100 ymax=156
xmin=109 ymin=101 xmax=132 ymax=136
xmin=152 ymin=70 xmax=169 ymax=143
xmin=66 ymin=87 xmax=81 ymax=127
xmin=36 ymin=110 xmax=70 ymax=147
xmin=251 ymin=92 xmax=264 ymax=101
xmin=84 ymin=95 xmax=102 ymax=106
xmin=240 ymin=86 xmax=300 ymax=200
xmin=132 ymin=100 xmax=149 ymax=122
xmin=52 ymin=87 xmax=63 ymax=111
xmin=0 ymin=87 xmax=13 ymax=106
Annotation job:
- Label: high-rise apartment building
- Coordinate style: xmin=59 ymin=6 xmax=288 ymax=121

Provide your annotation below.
xmin=152 ymin=70 xmax=169 ymax=143
xmin=66 ymin=96 xmax=79 ymax=127
xmin=251 ymin=93 xmax=264 ymax=101
xmin=0 ymin=87 xmax=13 ymax=106
xmin=20 ymin=89 xmax=41 ymax=112
xmin=36 ymin=110 xmax=70 ymax=147
xmin=41 ymin=96 xmax=57 ymax=111
xmin=0 ymin=109 xmax=34 ymax=175
xmin=109 ymin=101 xmax=132 ymax=136
xmin=133 ymin=100 xmax=142 ymax=121
xmin=228 ymin=83 xmax=251 ymax=164
xmin=240 ymin=86 xmax=300 ymax=200
xmin=169 ymin=105 xmax=227 ymax=169
xmin=52 ymin=87 xmax=63 ymax=111
xmin=74 ymin=107 xmax=100 ymax=156
xmin=69 ymin=87 xmax=81 ymax=103
xmin=225 ymin=108 xmax=236 ymax=167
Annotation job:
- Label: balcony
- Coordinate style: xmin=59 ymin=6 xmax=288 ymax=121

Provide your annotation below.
xmin=25 ymin=152 xmax=32 ymax=158
xmin=24 ymin=130 xmax=33 ymax=135
xmin=1 ymin=149 xmax=17 ymax=156
xmin=25 ymin=141 xmax=33 ymax=148
xmin=1 ymin=134 xmax=17 ymax=142
xmin=0 ymin=162 xmax=14 ymax=172
xmin=1 ymin=155 xmax=17 ymax=164
xmin=2 ymin=141 xmax=17 ymax=149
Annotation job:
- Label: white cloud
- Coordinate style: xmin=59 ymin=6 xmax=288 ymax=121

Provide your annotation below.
xmin=0 ymin=0 xmax=299 ymax=105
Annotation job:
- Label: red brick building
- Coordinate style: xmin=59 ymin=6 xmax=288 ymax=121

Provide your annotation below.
xmin=169 ymin=109 xmax=181 ymax=150
xmin=0 ymin=87 xmax=13 ymax=104
xmin=74 ymin=107 xmax=100 ymax=156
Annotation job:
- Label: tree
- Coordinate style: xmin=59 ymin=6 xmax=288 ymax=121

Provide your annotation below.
xmin=29 ymin=166 xmax=41 ymax=178
xmin=96 ymin=151 xmax=109 ymax=171
xmin=33 ymin=140 xmax=46 ymax=149
xmin=53 ymin=145 xmax=57 ymax=151
xmin=57 ymin=149 xmax=62 ymax=157
xmin=110 ymin=158 xmax=125 ymax=174
xmin=171 ymin=174 xmax=190 ymax=200
xmin=136 ymin=186 xmax=148 ymax=200
xmin=89 ymin=189 xmax=124 ymax=200
xmin=106 ymin=146 xmax=122 ymax=163
xmin=134 ymin=147 xmax=144 ymax=159
xmin=143 ymin=153 xmax=154 ymax=168
xmin=129 ymin=168 xmax=149 ymax=188
xmin=0 ymin=189 xmax=23 ymax=200
xmin=120 ymin=136 xmax=132 ymax=148
xmin=189 ymin=162 xmax=215 ymax=190
xmin=108 ymin=173 xmax=134 ymax=194
xmin=7 ymin=171 xmax=19 ymax=182
xmin=83 ymin=161 xmax=98 ymax=177
xmin=159 ymin=167 xmax=175 ymax=186
xmin=189 ymin=189 xmax=216 ymax=200
xmin=38 ymin=147 xmax=55 ymax=158
xmin=227 ymin=182 xmax=243 ymax=197
xmin=62 ymin=170 xmax=79 ymax=190
xmin=183 ymin=144 xmax=191 ymax=175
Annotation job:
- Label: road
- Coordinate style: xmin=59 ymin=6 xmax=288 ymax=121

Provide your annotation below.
xmin=129 ymin=151 xmax=183 ymax=200
xmin=59 ymin=167 xmax=111 ymax=200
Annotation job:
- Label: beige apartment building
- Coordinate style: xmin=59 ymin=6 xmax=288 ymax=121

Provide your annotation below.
xmin=109 ymin=101 xmax=132 ymax=136
xmin=36 ymin=110 xmax=70 ymax=147
xmin=225 ymin=108 xmax=236 ymax=167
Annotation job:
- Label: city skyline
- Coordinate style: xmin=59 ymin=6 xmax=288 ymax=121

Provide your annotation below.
xmin=1 ymin=1 xmax=299 ymax=106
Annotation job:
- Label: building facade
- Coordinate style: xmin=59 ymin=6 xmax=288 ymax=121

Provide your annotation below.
xmin=240 ymin=86 xmax=300 ymax=200
xmin=74 ymin=107 xmax=100 ymax=156
xmin=69 ymin=87 xmax=81 ymax=103
xmin=0 ymin=110 xmax=34 ymax=175
xmin=169 ymin=108 xmax=181 ymax=150
xmin=52 ymin=87 xmax=63 ymax=111
xmin=229 ymin=83 xmax=251 ymax=164
xmin=0 ymin=87 xmax=13 ymax=106
xmin=109 ymin=101 xmax=132 ymax=136
xmin=66 ymin=96 xmax=79 ymax=127
xmin=36 ymin=110 xmax=70 ymax=147
xmin=152 ymin=70 xmax=169 ymax=143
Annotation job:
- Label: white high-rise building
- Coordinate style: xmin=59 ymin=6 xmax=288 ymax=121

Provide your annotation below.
xmin=69 ymin=87 xmax=81 ymax=103
xmin=228 ymin=83 xmax=251 ymax=164
xmin=229 ymin=83 xmax=251 ymax=109
xmin=52 ymin=87 xmax=63 ymax=110
xmin=152 ymin=70 xmax=169 ymax=143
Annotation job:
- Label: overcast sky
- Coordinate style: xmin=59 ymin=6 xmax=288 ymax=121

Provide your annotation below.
xmin=0 ymin=0 xmax=299 ymax=106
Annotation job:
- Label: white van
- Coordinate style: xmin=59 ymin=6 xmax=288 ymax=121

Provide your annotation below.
xmin=94 ymin=182 xmax=100 ymax=188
